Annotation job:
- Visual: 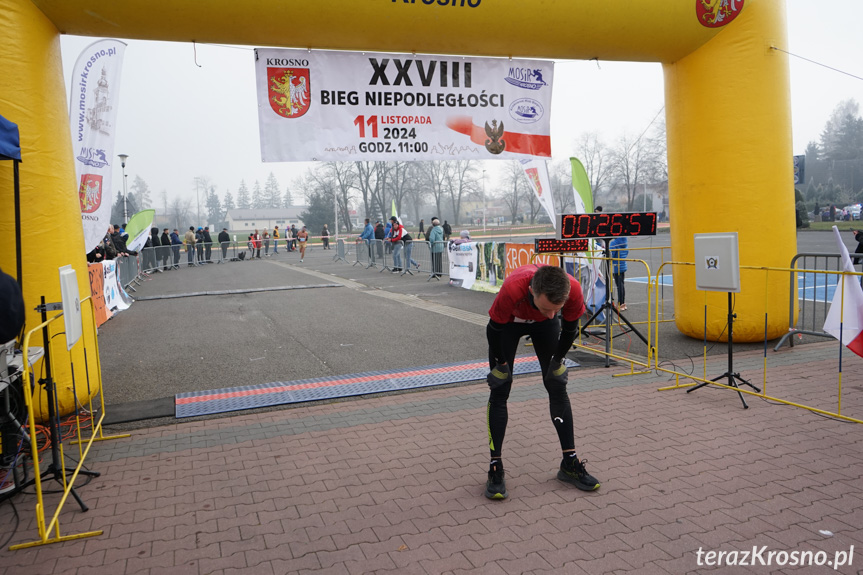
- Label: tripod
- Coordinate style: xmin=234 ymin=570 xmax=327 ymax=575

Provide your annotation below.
xmin=580 ymin=239 xmax=647 ymax=366
xmin=686 ymin=292 xmax=760 ymax=408
xmin=18 ymin=297 xmax=101 ymax=511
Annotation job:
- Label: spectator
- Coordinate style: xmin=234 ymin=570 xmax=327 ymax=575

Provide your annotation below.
xmin=111 ymin=224 xmax=136 ymax=256
xmin=289 ymin=225 xmax=298 ymax=251
xmin=284 ymin=225 xmax=294 ymax=252
xmin=146 ymin=227 xmax=162 ymax=273
xmin=0 ymin=267 xmax=25 ymax=344
xmin=418 ymin=219 xmax=425 ymax=238
xmin=297 ymin=226 xmax=309 ymax=262
xmin=170 ymin=229 xmax=182 ymax=269
xmin=272 ymin=226 xmax=280 ymax=254
xmin=594 ymin=205 xmax=603 ymax=213
xmin=384 ymin=219 xmax=393 ymax=253
xmin=428 ymin=217 xmax=444 ymax=279
xmin=218 ymin=228 xmax=230 ymax=262
xmin=609 ymin=236 xmax=628 ymax=311
xmin=442 ymin=220 xmax=452 ymax=241
xmin=452 ymin=229 xmax=471 ymax=245
xmin=160 ymin=228 xmax=172 ymax=270
xmin=388 ymin=216 xmax=417 ymax=273
xmin=360 ymin=218 xmax=375 ymax=261
xmin=195 ymin=227 xmax=206 ymax=264
xmin=184 ymin=226 xmax=197 ymax=267
xmin=321 ymin=224 xmax=330 ymax=249
xmin=252 ymin=229 xmax=262 ymax=259
xmin=374 ymin=221 xmax=385 ymax=259
xmin=263 ymin=228 xmax=271 ymax=257
xmin=203 ymin=227 xmax=213 ymax=263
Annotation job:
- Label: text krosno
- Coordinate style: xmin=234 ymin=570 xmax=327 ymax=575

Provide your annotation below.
xmin=320 ymin=90 xmax=503 ymax=108
xmin=696 ymin=546 xmax=854 ymax=569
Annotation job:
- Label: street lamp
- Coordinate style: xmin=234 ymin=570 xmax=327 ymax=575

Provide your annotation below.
xmin=118 ymin=153 xmax=129 ymax=222
xmin=482 ymin=169 xmax=487 ymax=234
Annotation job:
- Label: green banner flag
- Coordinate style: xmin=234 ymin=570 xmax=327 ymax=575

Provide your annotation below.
xmin=570 ymin=157 xmax=593 ymax=214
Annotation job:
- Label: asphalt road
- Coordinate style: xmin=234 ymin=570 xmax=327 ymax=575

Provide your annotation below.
xmin=96 ymin=229 xmax=854 ymax=428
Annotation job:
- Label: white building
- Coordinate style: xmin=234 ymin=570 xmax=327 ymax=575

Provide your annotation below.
xmin=225 ymin=208 xmax=309 ymax=233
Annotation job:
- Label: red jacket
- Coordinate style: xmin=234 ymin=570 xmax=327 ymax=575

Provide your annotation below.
xmin=488 ymin=264 xmax=585 ymax=324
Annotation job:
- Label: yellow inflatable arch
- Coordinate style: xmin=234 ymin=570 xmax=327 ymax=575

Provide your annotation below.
xmin=1 ymin=0 xmax=792 ymax=412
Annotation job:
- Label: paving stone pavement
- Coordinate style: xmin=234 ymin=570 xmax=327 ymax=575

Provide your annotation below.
xmin=2 ymin=341 xmax=863 ymax=574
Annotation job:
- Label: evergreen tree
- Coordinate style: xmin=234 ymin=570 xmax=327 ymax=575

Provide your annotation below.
xmin=223 ymin=189 xmax=235 ymax=212
xmin=206 ymin=186 xmax=222 ymax=224
xmin=264 ymin=172 xmax=281 ymax=208
xmin=300 ymin=190 xmax=334 ymax=233
xmin=251 ymin=180 xmax=264 ymax=209
xmin=111 ymin=190 xmax=139 ymax=226
xmin=237 ymin=180 xmax=251 ymax=209
xmin=283 ymin=185 xmax=294 ymax=207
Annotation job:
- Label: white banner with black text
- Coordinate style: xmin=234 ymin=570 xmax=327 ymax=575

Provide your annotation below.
xmin=255 ymin=48 xmax=553 ymax=162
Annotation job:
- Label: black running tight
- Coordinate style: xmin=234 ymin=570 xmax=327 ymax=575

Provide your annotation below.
xmin=486 ymin=319 xmax=575 ymax=458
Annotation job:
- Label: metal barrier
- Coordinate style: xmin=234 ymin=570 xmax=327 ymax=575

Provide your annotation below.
xmin=333 ymin=238 xmax=350 ymax=262
xmin=653 ymin=262 xmax=862 ymax=424
xmin=774 ymin=253 xmax=842 ymax=350
xmin=115 ymin=253 xmax=140 ymax=292
xmin=10 ymin=297 xmax=129 ymax=550
xmin=354 ymin=239 xmax=376 ymax=269
xmin=571 ymin=254 xmax=655 ymax=374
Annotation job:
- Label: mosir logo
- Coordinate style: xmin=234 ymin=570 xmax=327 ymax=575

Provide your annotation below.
xmin=696 ymin=0 xmax=744 ymax=28
xmin=79 ymin=174 xmax=103 ymax=214
xmin=268 ymin=67 xmax=311 ymax=118
xmin=509 ymin=98 xmax=543 ymax=124
xmin=504 ymin=67 xmax=548 ymax=90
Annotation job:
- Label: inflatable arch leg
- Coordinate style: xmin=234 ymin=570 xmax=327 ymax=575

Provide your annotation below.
xmin=0 ymin=0 xmax=100 ymax=419
xmin=665 ymin=0 xmax=794 ymax=342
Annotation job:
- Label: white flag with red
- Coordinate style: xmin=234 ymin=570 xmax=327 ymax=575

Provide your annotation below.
xmin=823 ymin=226 xmax=863 ymax=357
xmin=519 ymin=159 xmax=556 ymax=229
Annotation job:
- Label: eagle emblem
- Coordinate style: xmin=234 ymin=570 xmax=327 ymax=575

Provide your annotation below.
xmin=484 ymin=120 xmax=505 ymax=155
xmin=268 ymin=67 xmax=310 ymax=119
xmin=79 ymin=174 xmax=103 ymax=214
xmin=696 ymin=0 xmax=744 ymax=28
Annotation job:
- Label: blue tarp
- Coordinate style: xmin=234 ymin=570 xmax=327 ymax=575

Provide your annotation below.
xmin=0 ymin=114 xmax=21 ymax=161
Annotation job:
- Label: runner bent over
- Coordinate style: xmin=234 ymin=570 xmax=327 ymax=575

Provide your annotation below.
xmin=484 ymin=264 xmax=600 ymax=499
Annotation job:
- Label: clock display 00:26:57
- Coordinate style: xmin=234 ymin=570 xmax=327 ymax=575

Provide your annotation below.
xmin=557 ymin=212 xmax=658 ymax=239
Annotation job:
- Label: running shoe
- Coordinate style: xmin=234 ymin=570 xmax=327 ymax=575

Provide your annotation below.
xmin=557 ymin=456 xmax=600 ymax=491
xmin=484 ymin=462 xmax=508 ymax=500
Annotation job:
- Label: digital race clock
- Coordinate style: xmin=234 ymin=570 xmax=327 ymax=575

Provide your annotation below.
xmin=535 ymin=238 xmax=591 ymax=254
xmin=557 ymin=212 xmax=658 ymax=240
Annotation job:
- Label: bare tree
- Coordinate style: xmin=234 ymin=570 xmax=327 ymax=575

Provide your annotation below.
xmin=169 ymin=196 xmax=194 ymax=230
xmin=549 ymin=159 xmax=575 ymax=216
xmin=499 ymin=161 xmax=528 ymax=224
xmin=418 ymin=161 xmax=449 ymax=219
xmin=318 ymin=162 xmax=357 ymax=233
xmin=610 ymin=131 xmax=664 ymax=211
xmin=575 ymin=132 xmax=613 ymax=202
xmin=445 ymin=160 xmax=479 ymax=225
xmin=387 ymin=161 xmax=414 ymax=219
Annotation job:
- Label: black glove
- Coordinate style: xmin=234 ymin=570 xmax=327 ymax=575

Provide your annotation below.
xmin=545 ymin=357 xmax=568 ymax=386
xmin=487 ymin=363 xmax=512 ymax=390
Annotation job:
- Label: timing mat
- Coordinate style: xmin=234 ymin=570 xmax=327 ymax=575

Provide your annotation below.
xmin=175 ymin=354 xmax=578 ymax=418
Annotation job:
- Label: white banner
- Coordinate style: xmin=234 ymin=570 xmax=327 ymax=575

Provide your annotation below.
xmin=70 ymin=39 xmax=127 ymax=253
xmin=255 ymin=48 xmax=553 ymax=162
xmin=100 ymin=259 xmax=131 ymax=312
xmin=520 ymin=159 xmax=556 ymax=229
xmin=448 ymin=241 xmax=478 ymax=290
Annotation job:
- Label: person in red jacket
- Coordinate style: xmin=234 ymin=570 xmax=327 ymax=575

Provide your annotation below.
xmin=251 ymin=229 xmax=262 ymax=259
xmin=483 ymin=264 xmax=600 ymax=500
